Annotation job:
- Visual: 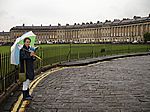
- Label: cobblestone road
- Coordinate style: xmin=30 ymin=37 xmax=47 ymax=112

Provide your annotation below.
xmin=26 ymin=56 xmax=150 ymax=112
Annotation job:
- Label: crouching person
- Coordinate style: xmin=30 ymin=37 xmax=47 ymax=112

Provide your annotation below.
xmin=19 ymin=37 xmax=36 ymax=100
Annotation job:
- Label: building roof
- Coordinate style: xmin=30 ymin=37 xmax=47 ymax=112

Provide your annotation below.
xmin=0 ymin=32 xmax=10 ymax=36
xmin=10 ymin=14 xmax=150 ymax=31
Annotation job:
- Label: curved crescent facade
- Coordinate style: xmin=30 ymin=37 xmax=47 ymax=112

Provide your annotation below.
xmin=10 ymin=15 xmax=150 ymax=43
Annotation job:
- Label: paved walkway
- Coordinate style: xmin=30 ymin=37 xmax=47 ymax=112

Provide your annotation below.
xmin=26 ymin=55 xmax=150 ymax=112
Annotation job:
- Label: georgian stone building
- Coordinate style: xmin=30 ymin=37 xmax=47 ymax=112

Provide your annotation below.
xmin=0 ymin=31 xmax=10 ymax=45
xmin=10 ymin=14 xmax=150 ymax=43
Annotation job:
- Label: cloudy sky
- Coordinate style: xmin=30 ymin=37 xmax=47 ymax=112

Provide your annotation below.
xmin=0 ymin=0 xmax=150 ymax=31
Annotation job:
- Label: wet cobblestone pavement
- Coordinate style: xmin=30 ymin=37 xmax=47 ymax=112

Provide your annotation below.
xmin=26 ymin=56 xmax=150 ymax=112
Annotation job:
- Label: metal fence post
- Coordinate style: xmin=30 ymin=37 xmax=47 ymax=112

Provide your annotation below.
xmin=91 ymin=43 xmax=93 ymax=58
xmin=70 ymin=42 xmax=72 ymax=61
xmin=93 ymin=44 xmax=94 ymax=58
xmin=69 ymin=42 xmax=72 ymax=62
xmin=128 ymin=44 xmax=130 ymax=53
xmin=15 ymin=65 xmax=19 ymax=83
xmin=3 ymin=53 xmax=6 ymax=92
xmin=59 ymin=45 xmax=61 ymax=64
xmin=78 ymin=47 xmax=79 ymax=60
xmin=41 ymin=47 xmax=44 ymax=67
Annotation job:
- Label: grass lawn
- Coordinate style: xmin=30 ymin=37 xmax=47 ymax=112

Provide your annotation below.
xmin=0 ymin=43 xmax=150 ymax=77
xmin=0 ymin=44 xmax=150 ymax=54
xmin=0 ymin=46 xmax=11 ymax=53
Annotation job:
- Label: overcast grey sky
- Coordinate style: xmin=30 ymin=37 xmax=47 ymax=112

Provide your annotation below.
xmin=0 ymin=0 xmax=150 ymax=31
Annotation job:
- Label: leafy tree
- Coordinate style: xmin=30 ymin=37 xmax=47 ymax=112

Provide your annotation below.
xmin=143 ymin=32 xmax=150 ymax=43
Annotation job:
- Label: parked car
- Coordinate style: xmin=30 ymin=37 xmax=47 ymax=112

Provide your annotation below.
xmin=132 ymin=40 xmax=138 ymax=44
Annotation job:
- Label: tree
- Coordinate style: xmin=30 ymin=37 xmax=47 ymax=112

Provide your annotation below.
xmin=143 ymin=32 xmax=150 ymax=43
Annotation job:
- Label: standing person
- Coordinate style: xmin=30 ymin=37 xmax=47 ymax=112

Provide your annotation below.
xmin=20 ymin=37 xmax=36 ymax=100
